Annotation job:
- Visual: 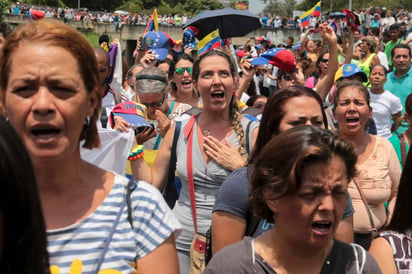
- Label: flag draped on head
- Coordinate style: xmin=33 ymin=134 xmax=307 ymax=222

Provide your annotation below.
xmin=197 ymin=29 xmax=221 ymax=56
xmin=300 ymin=1 xmax=321 ymax=28
xmin=144 ymin=9 xmax=158 ymax=33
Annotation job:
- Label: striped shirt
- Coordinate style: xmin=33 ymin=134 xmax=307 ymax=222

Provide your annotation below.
xmin=48 ymin=174 xmax=181 ymax=274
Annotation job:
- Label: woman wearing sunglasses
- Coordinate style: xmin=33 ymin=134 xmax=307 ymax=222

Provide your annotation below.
xmin=169 ymin=54 xmax=201 ymax=107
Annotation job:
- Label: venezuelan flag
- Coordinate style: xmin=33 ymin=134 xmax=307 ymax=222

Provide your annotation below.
xmin=300 ymin=1 xmax=321 ymax=28
xmin=144 ymin=9 xmax=158 ymax=34
xmin=197 ymin=29 xmax=221 ymax=56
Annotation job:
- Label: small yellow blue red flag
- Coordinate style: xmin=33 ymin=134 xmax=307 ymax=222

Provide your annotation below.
xmin=197 ymin=29 xmax=221 ymax=56
xmin=144 ymin=9 xmax=158 ymax=33
xmin=300 ymin=1 xmax=321 ymax=28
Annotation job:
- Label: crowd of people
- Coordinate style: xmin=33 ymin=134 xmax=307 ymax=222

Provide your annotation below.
xmin=1 ymin=4 xmax=412 ymax=273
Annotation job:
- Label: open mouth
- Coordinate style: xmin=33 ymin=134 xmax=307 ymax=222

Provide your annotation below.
xmin=312 ymin=221 xmax=332 ymax=234
xmin=346 ymin=117 xmax=359 ymax=125
xmin=181 ymin=79 xmax=192 ymax=88
xmin=211 ymin=91 xmax=225 ymax=101
xmin=31 ymin=125 xmax=61 ymax=140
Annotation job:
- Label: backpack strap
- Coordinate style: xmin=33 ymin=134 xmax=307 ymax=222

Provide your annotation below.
xmin=162 ymin=121 xmax=182 ymax=208
xmin=245 ymin=164 xmax=260 ymax=236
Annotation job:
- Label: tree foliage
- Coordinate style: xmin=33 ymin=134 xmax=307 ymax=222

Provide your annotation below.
xmin=262 ymin=0 xmax=296 ymax=17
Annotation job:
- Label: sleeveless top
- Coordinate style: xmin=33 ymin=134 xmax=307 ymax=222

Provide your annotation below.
xmin=380 ymin=230 xmax=412 ymax=273
xmin=359 ymin=53 xmax=376 ymax=78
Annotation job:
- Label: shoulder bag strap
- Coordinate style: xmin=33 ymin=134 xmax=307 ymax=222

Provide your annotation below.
xmin=399 ymin=133 xmax=408 ymax=167
xmin=245 ymin=119 xmax=253 ymax=155
xmin=162 ymin=121 xmax=181 ymax=208
xmin=126 ymin=180 xmax=135 ymax=228
xmin=352 ymin=178 xmax=377 ymax=234
xmin=185 ymin=115 xmax=199 ymax=233
xmin=95 ymin=193 xmax=127 ymax=272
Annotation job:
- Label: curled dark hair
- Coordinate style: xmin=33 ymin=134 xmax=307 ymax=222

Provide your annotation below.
xmin=250 ymin=126 xmax=357 ymax=223
xmin=251 ymin=85 xmax=327 ymax=163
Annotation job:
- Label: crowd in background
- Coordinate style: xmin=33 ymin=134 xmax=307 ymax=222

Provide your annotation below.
xmin=2 ymin=3 xmax=412 ymax=273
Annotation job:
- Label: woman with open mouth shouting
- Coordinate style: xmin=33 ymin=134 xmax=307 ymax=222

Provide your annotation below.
xmin=131 ymin=49 xmax=259 ymax=274
xmin=333 ymin=81 xmax=401 ymax=249
xmin=0 ymin=19 xmax=181 ymax=273
xmin=205 ymin=126 xmax=382 ymax=273
xmin=169 ymin=54 xmax=201 ymax=108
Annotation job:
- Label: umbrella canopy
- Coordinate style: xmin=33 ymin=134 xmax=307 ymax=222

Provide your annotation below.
xmin=329 ymin=11 xmax=346 ymax=19
xmin=182 ymin=8 xmax=262 ymax=40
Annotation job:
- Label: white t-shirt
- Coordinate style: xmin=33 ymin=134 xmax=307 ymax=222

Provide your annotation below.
xmin=369 ymin=89 xmax=403 ymax=138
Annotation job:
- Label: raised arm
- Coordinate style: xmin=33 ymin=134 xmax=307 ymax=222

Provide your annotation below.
xmin=316 ymin=23 xmax=339 ymax=102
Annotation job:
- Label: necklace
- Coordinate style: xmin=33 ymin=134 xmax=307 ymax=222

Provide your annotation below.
xmin=203 ymin=129 xmax=211 ymax=137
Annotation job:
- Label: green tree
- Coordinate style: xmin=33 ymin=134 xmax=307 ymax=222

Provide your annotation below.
xmin=184 ymin=0 xmax=223 ymax=14
xmin=263 ymin=0 xmax=296 ymax=17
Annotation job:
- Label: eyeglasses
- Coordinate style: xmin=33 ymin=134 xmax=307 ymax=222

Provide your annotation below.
xmin=141 ymin=94 xmax=166 ymax=108
xmin=320 ymin=58 xmax=329 ymax=63
xmin=175 ymin=67 xmax=193 ymax=75
xmin=280 ymin=74 xmax=292 ymax=81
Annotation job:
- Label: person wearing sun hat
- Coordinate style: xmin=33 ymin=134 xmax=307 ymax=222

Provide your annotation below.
xmin=334 ymin=63 xmax=368 ymax=83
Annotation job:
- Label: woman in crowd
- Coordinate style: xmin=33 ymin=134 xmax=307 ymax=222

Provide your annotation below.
xmin=389 ymin=93 xmax=412 ymax=168
xmin=0 ymin=117 xmax=49 ymax=273
xmin=246 ymin=95 xmax=267 ymax=113
xmin=333 ymin=81 xmax=401 ymax=249
xmin=119 ymin=66 xmax=192 ymax=149
xmin=212 ymin=86 xmax=355 ymax=256
xmin=369 ymin=149 xmax=412 ymax=273
xmin=0 ymin=19 xmax=180 ymax=273
xmin=169 ymin=53 xmax=200 ymax=107
xmin=131 ymin=49 xmax=259 ymax=273
xmin=368 ymin=64 xmax=402 ymax=138
xmin=205 ymin=126 xmax=382 ymax=273
xmin=305 ymin=50 xmax=330 ymax=89
xmin=358 ymin=36 xmax=380 ymax=82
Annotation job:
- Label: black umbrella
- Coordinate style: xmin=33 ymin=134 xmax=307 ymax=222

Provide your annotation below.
xmin=182 ymin=8 xmax=262 ymax=40
xmin=329 ymin=11 xmax=346 ymax=19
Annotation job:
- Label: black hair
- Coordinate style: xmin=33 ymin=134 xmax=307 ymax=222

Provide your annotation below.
xmin=389 ymin=23 xmax=400 ymax=31
xmin=386 ymin=148 xmax=412 ymax=233
xmin=391 ymin=43 xmax=412 ymax=59
xmin=0 ymin=117 xmax=50 ymax=273
xmin=98 ymin=34 xmax=109 ymax=45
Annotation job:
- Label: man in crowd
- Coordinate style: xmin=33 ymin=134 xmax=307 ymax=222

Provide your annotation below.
xmin=384 ymin=44 xmax=412 ymax=132
xmin=384 ymin=24 xmax=403 ymax=70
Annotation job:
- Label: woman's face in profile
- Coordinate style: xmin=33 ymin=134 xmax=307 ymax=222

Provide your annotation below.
xmin=4 ymin=42 xmax=97 ymax=160
xmin=278 ymin=96 xmax=324 ymax=133
xmin=271 ymin=155 xmax=348 ymax=249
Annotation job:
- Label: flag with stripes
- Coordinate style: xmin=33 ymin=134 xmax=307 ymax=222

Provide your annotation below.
xmin=144 ymin=9 xmax=158 ymax=33
xmin=197 ymin=29 xmax=221 ymax=56
xmin=300 ymin=1 xmax=321 ymax=28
